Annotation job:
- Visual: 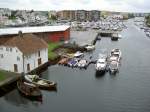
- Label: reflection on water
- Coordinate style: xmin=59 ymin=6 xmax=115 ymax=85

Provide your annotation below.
xmin=4 ymin=89 xmax=42 ymax=106
xmin=95 ymin=71 xmax=106 ymax=78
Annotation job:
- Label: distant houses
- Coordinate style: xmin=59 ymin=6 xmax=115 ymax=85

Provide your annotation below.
xmin=0 ymin=33 xmax=48 ymax=73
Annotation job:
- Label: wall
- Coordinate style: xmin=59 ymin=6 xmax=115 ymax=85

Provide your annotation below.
xmin=0 ymin=46 xmax=23 ymax=73
xmin=24 ymin=48 xmax=48 ymax=73
xmin=0 ymin=46 xmax=48 ymax=73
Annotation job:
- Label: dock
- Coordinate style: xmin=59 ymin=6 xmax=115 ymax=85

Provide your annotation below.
xmin=70 ymin=30 xmax=99 ymax=46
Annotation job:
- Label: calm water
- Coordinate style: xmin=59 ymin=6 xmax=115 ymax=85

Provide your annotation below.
xmin=1 ymin=19 xmax=150 ymax=112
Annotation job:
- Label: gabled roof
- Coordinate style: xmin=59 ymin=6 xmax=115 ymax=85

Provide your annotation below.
xmin=3 ymin=33 xmax=48 ymax=55
xmin=0 ymin=25 xmax=70 ymax=36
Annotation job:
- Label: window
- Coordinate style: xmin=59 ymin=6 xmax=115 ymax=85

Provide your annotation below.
xmin=0 ymin=54 xmax=4 ymax=58
xmin=17 ymin=56 xmax=20 ymax=61
xmin=38 ymin=51 xmax=40 ymax=57
xmin=0 ymin=47 xmax=3 ymax=50
xmin=10 ymin=48 xmax=12 ymax=52
xmin=6 ymin=47 xmax=9 ymax=51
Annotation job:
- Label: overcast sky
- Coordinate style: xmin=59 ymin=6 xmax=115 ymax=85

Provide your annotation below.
xmin=0 ymin=0 xmax=150 ymax=12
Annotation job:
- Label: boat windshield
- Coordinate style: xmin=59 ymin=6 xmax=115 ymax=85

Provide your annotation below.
xmin=110 ymin=62 xmax=118 ymax=69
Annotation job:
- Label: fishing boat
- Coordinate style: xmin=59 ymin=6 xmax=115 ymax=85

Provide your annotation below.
xmin=109 ymin=61 xmax=119 ymax=74
xmin=67 ymin=58 xmax=79 ymax=67
xmin=85 ymin=44 xmax=95 ymax=51
xmin=24 ymin=75 xmax=57 ymax=90
xmin=77 ymin=59 xmax=88 ymax=69
xmin=17 ymin=80 xmax=42 ymax=98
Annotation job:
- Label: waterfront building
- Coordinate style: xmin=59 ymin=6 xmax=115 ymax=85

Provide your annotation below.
xmin=0 ymin=25 xmax=70 ymax=42
xmin=0 ymin=33 xmax=48 ymax=73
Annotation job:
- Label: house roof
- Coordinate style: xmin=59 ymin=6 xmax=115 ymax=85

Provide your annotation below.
xmin=0 ymin=25 xmax=70 ymax=36
xmin=3 ymin=33 xmax=48 ymax=55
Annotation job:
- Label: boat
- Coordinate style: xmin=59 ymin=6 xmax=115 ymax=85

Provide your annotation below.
xmin=110 ymin=48 xmax=122 ymax=62
xmin=58 ymin=57 xmax=69 ymax=66
xmin=109 ymin=61 xmax=119 ymax=74
xmin=74 ymin=51 xmax=84 ymax=58
xmin=77 ymin=59 xmax=88 ymax=69
xmin=24 ymin=75 xmax=57 ymax=90
xmin=85 ymin=44 xmax=95 ymax=51
xmin=17 ymin=80 xmax=42 ymax=98
xmin=67 ymin=58 xmax=79 ymax=67
xmin=95 ymin=54 xmax=107 ymax=72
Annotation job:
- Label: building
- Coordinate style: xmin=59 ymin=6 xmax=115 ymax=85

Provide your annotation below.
xmin=57 ymin=10 xmax=75 ymax=20
xmin=88 ymin=10 xmax=100 ymax=21
xmin=0 ymin=33 xmax=48 ymax=73
xmin=75 ymin=10 xmax=87 ymax=21
xmin=0 ymin=25 xmax=70 ymax=42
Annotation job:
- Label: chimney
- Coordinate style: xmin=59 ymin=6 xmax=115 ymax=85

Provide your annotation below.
xmin=18 ymin=31 xmax=23 ymax=37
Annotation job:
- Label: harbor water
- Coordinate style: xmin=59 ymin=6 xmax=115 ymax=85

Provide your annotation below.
xmin=1 ymin=19 xmax=150 ymax=112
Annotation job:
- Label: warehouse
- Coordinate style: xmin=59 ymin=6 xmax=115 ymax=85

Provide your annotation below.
xmin=0 ymin=25 xmax=70 ymax=42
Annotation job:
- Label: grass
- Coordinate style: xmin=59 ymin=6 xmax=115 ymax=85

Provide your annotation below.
xmin=0 ymin=71 xmax=7 ymax=81
xmin=48 ymin=42 xmax=61 ymax=60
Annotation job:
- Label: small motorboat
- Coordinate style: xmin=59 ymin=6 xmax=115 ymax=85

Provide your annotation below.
xmin=58 ymin=57 xmax=69 ymax=65
xmin=17 ymin=80 xmax=42 ymax=98
xmin=85 ymin=44 xmax=95 ymax=51
xmin=109 ymin=61 xmax=119 ymax=74
xmin=24 ymin=75 xmax=57 ymax=90
xmin=74 ymin=51 xmax=84 ymax=58
xmin=77 ymin=59 xmax=88 ymax=69
xmin=67 ymin=58 xmax=79 ymax=67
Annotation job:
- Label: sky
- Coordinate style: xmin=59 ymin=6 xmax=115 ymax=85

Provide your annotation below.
xmin=0 ymin=0 xmax=150 ymax=12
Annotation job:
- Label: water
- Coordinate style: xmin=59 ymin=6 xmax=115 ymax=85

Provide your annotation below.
xmin=1 ymin=19 xmax=150 ymax=112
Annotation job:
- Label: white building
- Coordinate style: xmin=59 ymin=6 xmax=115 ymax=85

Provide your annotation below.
xmin=0 ymin=33 xmax=48 ymax=73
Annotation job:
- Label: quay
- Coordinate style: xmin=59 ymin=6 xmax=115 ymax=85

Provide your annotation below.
xmin=97 ymin=30 xmax=120 ymax=37
xmin=70 ymin=30 xmax=99 ymax=46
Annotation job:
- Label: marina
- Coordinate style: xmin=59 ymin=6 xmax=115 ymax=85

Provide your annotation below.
xmin=1 ymin=19 xmax=150 ymax=112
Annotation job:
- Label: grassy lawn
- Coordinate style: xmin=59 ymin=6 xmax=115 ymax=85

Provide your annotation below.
xmin=48 ymin=42 xmax=61 ymax=60
xmin=0 ymin=71 xmax=7 ymax=81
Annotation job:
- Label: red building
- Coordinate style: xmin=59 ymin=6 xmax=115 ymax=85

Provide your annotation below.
xmin=0 ymin=25 xmax=70 ymax=43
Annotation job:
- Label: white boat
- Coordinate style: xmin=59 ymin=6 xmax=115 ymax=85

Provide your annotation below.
xmin=24 ymin=75 xmax=56 ymax=90
xmin=109 ymin=61 xmax=119 ymax=74
xmin=77 ymin=59 xmax=88 ymax=69
xmin=95 ymin=54 xmax=107 ymax=72
xmin=74 ymin=51 xmax=84 ymax=58
xmin=85 ymin=44 xmax=95 ymax=51
xmin=110 ymin=48 xmax=122 ymax=62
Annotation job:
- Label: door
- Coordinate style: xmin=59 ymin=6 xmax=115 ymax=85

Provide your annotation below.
xmin=38 ymin=58 xmax=42 ymax=66
xmin=14 ymin=64 xmax=18 ymax=72
xmin=27 ymin=64 xmax=30 ymax=71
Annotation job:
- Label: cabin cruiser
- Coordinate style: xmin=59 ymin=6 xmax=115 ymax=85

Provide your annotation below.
xmin=95 ymin=54 xmax=107 ymax=72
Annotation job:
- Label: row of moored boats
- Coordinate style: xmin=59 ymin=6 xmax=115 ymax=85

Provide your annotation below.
xmin=95 ymin=48 xmax=122 ymax=74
